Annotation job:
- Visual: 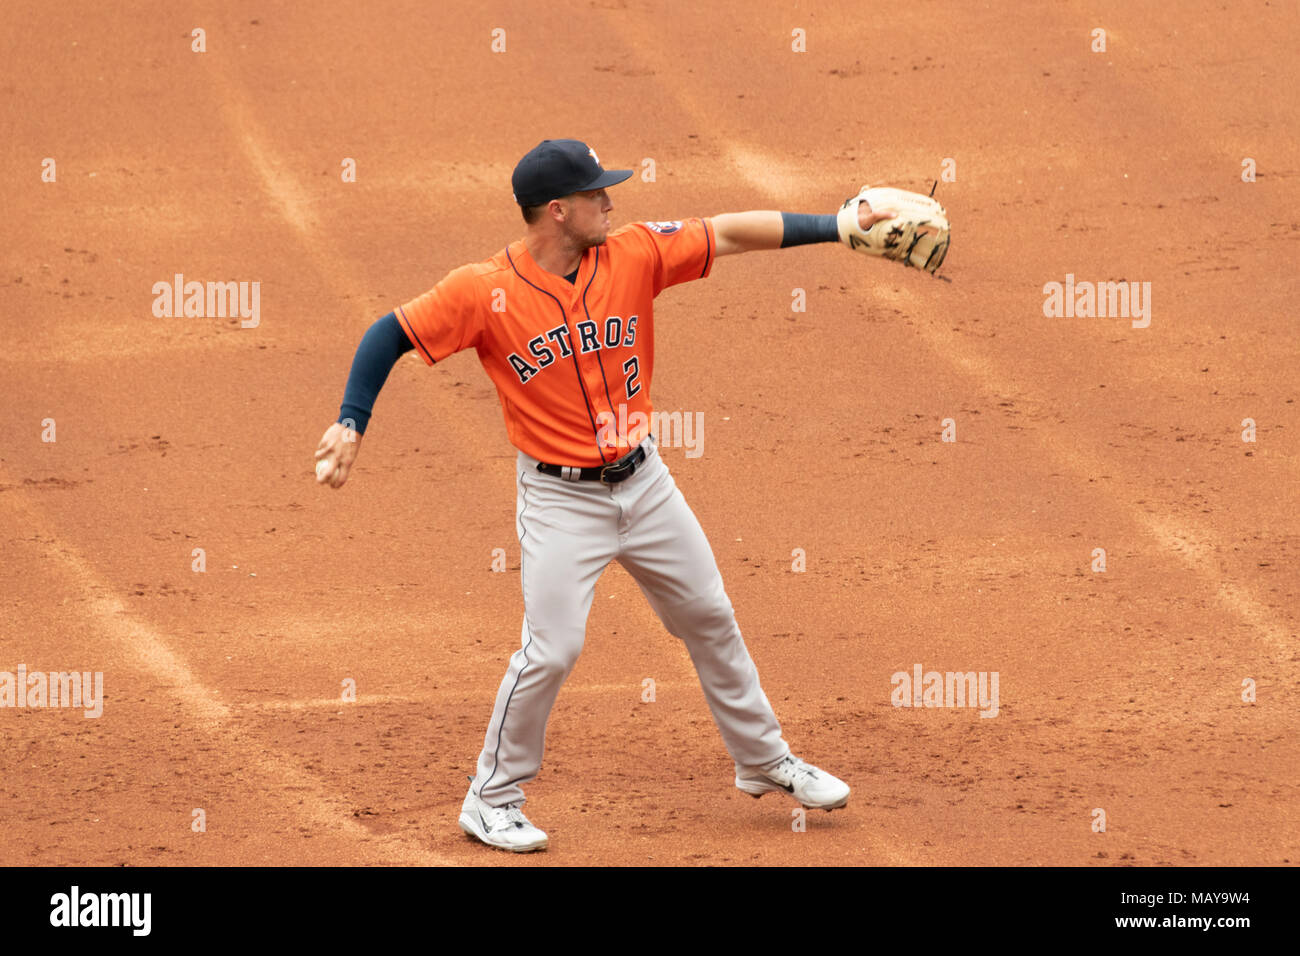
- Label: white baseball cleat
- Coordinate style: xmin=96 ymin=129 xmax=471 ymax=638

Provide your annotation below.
xmin=458 ymin=785 xmax=549 ymax=853
xmin=735 ymin=754 xmax=850 ymax=811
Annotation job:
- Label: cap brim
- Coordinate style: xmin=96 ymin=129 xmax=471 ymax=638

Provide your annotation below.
xmin=579 ymin=169 xmax=634 ymax=192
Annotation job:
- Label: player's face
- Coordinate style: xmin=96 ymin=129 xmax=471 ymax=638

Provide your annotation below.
xmin=563 ymin=188 xmax=614 ymax=247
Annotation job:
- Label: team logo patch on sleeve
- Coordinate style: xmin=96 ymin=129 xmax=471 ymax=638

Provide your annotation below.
xmin=644 ymin=220 xmax=682 ymax=234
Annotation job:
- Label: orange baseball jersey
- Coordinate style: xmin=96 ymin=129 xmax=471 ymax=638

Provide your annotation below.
xmin=394 ymin=217 xmax=716 ymax=466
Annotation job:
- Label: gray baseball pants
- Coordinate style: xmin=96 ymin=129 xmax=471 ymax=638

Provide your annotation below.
xmin=471 ymin=434 xmax=790 ymax=806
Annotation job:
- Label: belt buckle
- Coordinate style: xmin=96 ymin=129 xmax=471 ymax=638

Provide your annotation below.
xmin=599 ymin=446 xmax=639 ymax=484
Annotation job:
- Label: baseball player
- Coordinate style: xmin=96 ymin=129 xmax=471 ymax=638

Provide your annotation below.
xmin=314 ymin=139 xmax=948 ymax=852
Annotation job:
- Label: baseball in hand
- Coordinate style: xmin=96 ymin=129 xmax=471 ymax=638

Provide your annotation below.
xmin=316 ymin=458 xmax=335 ymax=483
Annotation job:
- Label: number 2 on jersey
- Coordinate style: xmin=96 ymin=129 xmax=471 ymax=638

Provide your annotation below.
xmin=623 ymin=356 xmax=641 ymax=399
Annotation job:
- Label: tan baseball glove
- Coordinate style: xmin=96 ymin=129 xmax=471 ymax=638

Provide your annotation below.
xmin=837 ymin=185 xmax=950 ymax=274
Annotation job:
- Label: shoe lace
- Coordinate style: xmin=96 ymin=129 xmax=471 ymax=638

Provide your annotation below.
xmin=499 ymin=803 xmax=532 ymax=829
xmin=774 ymin=755 xmax=817 ymax=782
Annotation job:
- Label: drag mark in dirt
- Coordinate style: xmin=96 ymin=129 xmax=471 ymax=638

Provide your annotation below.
xmin=0 ymin=473 xmax=453 ymax=865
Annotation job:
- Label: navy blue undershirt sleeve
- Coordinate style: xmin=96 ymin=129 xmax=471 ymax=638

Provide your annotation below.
xmin=779 ymin=212 xmax=840 ymax=248
xmin=337 ymin=311 xmax=414 ymax=435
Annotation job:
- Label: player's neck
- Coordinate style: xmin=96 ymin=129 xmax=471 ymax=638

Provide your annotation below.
xmin=523 ymin=231 xmax=584 ymax=278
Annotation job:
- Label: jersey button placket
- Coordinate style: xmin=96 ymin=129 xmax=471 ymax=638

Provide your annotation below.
xmin=581 ymin=355 xmax=612 ymax=458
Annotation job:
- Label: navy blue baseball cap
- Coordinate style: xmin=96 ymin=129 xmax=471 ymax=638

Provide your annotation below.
xmin=512 ymin=139 xmax=633 ymax=206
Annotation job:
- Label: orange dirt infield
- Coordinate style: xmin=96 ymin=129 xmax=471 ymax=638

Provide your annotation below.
xmin=2 ymin=1 xmax=1297 ymax=867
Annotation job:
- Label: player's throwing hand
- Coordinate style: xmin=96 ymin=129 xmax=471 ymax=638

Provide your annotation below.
xmin=314 ymin=422 xmax=361 ymax=488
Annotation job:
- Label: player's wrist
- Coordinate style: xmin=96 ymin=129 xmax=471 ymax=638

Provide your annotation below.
xmin=778 ymin=212 xmax=840 ymax=248
xmin=337 ymin=407 xmax=369 ymax=436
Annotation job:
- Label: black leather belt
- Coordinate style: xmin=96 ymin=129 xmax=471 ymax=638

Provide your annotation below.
xmin=536 ymin=443 xmax=648 ymax=484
